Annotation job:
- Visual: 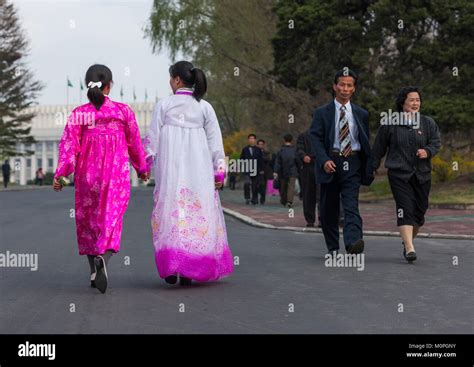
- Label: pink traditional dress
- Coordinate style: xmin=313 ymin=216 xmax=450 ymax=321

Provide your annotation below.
xmin=144 ymin=88 xmax=234 ymax=282
xmin=55 ymin=95 xmax=148 ymax=256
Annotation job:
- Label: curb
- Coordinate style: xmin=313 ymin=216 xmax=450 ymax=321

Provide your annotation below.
xmin=0 ymin=186 xmax=52 ymax=192
xmin=222 ymin=207 xmax=474 ymax=241
xmin=359 ymin=199 xmax=474 ymax=210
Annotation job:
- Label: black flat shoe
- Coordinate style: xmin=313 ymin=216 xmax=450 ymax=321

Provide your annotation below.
xmin=347 ymin=239 xmax=364 ymax=254
xmin=94 ymin=256 xmax=108 ymax=294
xmin=90 ymin=273 xmax=97 ymax=288
xmin=179 ymin=276 xmax=192 ymax=286
xmin=165 ymin=275 xmax=177 ymax=284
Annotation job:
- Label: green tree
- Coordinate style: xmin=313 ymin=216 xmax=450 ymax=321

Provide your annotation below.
xmin=0 ymin=0 xmax=43 ymax=158
xmin=272 ymin=0 xmax=474 ymax=138
xmin=145 ymin=0 xmax=315 ymax=149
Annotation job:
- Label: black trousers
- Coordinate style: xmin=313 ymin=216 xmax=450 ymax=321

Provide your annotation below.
xmin=299 ymin=164 xmax=319 ymax=225
xmin=320 ymin=154 xmax=362 ymax=252
xmin=388 ymin=173 xmax=431 ymax=227
xmin=258 ymin=176 xmax=267 ymax=204
xmin=3 ymin=174 xmax=9 ymax=188
xmin=244 ymin=175 xmax=259 ymax=203
xmin=228 ymin=174 xmax=236 ymax=190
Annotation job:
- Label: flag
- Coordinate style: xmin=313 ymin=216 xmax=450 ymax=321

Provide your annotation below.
xmin=120 ymin=85 xmax=124 ymax=99
xmin=145 ymin=89 xmax=148 ymax=103
xmin=133 ymin=87 xmax=137 ymax=102
xmin=80 ymin=80 xmax=84 ymax=91
xmin=67 ymin=77 xmax=73 ymax=88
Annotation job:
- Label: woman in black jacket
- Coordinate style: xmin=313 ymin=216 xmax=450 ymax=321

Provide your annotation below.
xmin=372 ymin=87 xmax=441 ymax=262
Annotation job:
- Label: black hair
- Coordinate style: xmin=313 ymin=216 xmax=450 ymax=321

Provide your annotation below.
xmin=257 ymin=139 xmax=265 ymax=144
xmin=396 ymin=86 xmax=422 ymax=112
xmin=248 ymin=134 xmax=257 ymax=139
xmin=334 ymin=68 xmax=358 ymax=85
xmin=85 ymin=64 xmax=113 ymax=111
xmin=169 ymin=61 xmax=207 ymax=101
xmin=283 ymin=134 xmax=293 ymax=143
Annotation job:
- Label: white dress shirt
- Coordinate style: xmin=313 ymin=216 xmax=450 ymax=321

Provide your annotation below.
xmin=333 ymin=99 xmax=361 ymax=151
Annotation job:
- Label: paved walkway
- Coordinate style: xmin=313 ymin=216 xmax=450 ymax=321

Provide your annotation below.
xmin=219 ymin=186 xmax=474 ymax=238
xmin=0 ymin=188 xmax=472 ymax=334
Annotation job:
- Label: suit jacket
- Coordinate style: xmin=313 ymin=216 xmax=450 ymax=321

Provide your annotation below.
xmin=309 ymin=101 xmax=374 ymax=186
xmin=274 ymin=144 xmax=299 ymax=178
xmin=240 ymin=145 xmax=264 ymax=176
xmin=296 ymin=131 xmax=316 ymax=171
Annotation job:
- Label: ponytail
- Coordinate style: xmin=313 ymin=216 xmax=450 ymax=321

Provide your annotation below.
xmin=85 ymin=64 xmax=113 ymax=110
xmin=191 ymin=68 xmax=207 ymax=101
xmin=169 ymin=61 xmax=207 ymax=101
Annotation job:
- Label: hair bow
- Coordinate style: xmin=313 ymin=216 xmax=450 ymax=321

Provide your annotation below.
xmin=87 ymin=81 xmax=102 ymax=89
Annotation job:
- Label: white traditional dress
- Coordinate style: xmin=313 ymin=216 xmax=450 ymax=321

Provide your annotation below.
xmin=144 ymin=88 xmax=234 ymax=282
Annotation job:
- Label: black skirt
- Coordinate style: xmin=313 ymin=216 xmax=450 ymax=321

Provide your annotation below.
xmin=388 ymin=173 xmax=431 ymax=227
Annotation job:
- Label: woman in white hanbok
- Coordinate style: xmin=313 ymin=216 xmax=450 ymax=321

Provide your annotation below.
xmin=144 ymin=61 xmax=234 ymax=285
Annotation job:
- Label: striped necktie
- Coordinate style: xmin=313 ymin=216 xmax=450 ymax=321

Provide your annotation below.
xmin=339 ymin=105 xmax=352 ymax=157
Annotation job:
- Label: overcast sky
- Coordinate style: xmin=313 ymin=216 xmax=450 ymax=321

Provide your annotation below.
xmin=15 ymin=0 xmax=173 ymax=106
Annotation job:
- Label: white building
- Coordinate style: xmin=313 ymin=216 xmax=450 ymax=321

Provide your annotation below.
xmin=6 ymin=101 xmax=155 ymax=187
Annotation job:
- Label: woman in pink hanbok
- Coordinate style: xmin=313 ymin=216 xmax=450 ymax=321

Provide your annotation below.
xmin=144 ymin=61 xmax=234 ymax=286
xmin=53 ymin=64 xmax=149 ymax=294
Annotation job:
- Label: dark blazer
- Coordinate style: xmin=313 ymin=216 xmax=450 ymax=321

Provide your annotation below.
xmin=240 ymin=145 xmax=263 ymax=176
xmin=261 ymin=150 xmax=274 ymax=179
xmin=2 ymin=163 xmax=11 ymax=176
xmin=309 ymin=101 xmax=374 ymax=186
xmin=371 ymin=114 xmax=441 ymax=183
xmin=274 ymin=145 xmax=299 ymax=178
xmin=296 ymin=131 xmax=316 ymax=171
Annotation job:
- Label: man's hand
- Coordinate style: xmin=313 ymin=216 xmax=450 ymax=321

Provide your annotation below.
xmin=303 ymin=155 xmax=312 ymax=164
xmin=324 ymin=160 xmax=336 ymax=173
xmin=53 ymin=178 xmax=62 ymax=192
xmin=416 ymin=149 xmax=428 ymax=159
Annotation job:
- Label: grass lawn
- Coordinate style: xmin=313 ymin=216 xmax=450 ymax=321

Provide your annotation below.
xmin=360 ymin=174 xmax=474 ymax=204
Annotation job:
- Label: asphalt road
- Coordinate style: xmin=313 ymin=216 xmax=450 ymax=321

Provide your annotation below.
xmin=0 ymin=188 xmax=472 ymax=333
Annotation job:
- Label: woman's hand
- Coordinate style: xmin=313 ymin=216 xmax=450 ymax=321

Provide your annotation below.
xmin=416 ymin=149 xmax=428 ymax=159
xmin=324 ymin=160 xmax=336 ymax=173
xmin=215 ymin=181 xmax=223 ymax=190
xmin=139 ymin=172 xmax=150 ymax=181
xmin=53 ymin=178 xmax=63 ymax=192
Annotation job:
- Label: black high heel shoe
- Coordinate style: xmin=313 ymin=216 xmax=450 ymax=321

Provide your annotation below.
xmin=406 ymin=251 xmax=417 ymax=262
xmin=402 ymin=242 xmax=417 ymax=262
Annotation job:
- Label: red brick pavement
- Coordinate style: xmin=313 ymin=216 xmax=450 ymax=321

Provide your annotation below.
xmin=219 ymin=188 xmax=474 ymax=236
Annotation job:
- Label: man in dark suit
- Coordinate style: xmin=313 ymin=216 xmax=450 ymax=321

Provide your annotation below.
xmin=240 ymin=134 xmax=264 ymax=205
xmin=309 ymin=69 xmax=374 ymax=255
xmin=296 ymin=130 xmax=320 ymax=227
xmin=2 ymin=159 xmax=11 ymax=189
